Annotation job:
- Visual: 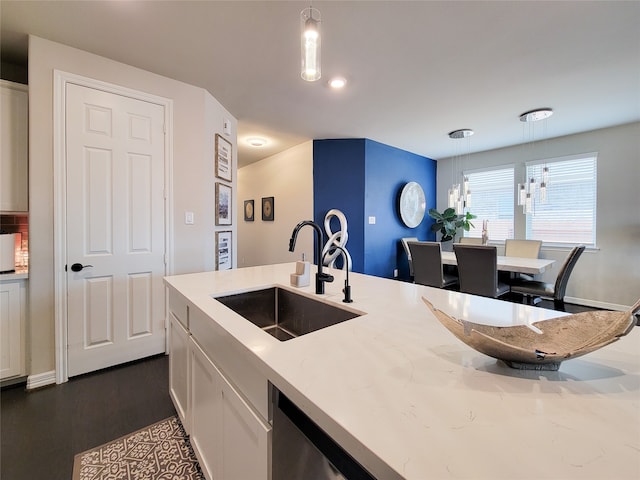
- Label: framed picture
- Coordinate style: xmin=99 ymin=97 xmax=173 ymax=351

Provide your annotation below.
xmin=215 ymin=134 xmax=232 ymax=181
xmin=215 ymin=230 xmax=232 ymax=270
xmin=262 ymin=196 xmax=274 ymax=221
xmin=215 ymin=182 xmax=232 ymax=225
xmin=244 ymin=199 xmax=254 ymax=221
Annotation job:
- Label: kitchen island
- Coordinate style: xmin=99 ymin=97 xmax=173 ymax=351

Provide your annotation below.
xmin=164 ymin=263 xmax=640 ymax=480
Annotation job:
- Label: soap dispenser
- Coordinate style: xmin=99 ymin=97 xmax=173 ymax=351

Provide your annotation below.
xmin=290 ymin=253 xmax=311 ymax=288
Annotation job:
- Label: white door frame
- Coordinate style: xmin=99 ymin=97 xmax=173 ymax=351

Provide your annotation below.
xmin=53 ymin=70 xmax=174 ymax=383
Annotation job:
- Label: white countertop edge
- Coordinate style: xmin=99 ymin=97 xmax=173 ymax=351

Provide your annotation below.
xmin=0 ymin=270 xmax=28 ymax=280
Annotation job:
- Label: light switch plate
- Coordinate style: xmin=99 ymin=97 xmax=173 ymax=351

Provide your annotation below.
xmin=223 ymin=118 xmax=231 ymax=135
xmin=185 ymin=211 xmax=194 ymax=225
xmin=368 ymin=216 xmax=376 ymax=224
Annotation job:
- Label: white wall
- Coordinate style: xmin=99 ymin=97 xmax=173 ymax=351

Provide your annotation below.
xmin=237 ymin=141 xmax=314 ymax=267
xmin=28 ymin=36 xmax=236 ymax=376
xmin=204 ymin=92 xmax=238 ymax=271
xmin=437 ymin=122 xmax=640 ymax=310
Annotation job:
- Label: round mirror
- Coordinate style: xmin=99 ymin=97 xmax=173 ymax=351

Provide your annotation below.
xmin=399 ymin=182 xmax=426 ymax=228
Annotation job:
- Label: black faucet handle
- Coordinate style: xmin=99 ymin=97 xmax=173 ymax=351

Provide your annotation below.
xmin=318 ymin=272 xmax=334 ymax=283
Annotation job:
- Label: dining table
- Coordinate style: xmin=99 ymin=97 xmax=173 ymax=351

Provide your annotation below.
xmin=440 ymin=250 xmax=555 ymax=275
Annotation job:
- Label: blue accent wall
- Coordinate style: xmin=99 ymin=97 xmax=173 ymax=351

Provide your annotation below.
xmin=313 ymin=139 xmax=366 ymax=270
xmin=313 ymin=139 xmax=436 ymax=280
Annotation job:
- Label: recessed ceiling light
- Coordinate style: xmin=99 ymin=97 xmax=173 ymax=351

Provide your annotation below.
xmin=246 ymin=137 xmax=267 ymax=147
xmin=329 ymin=77 xmax=347 ymax=89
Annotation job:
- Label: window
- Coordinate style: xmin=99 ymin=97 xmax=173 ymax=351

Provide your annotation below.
xmin=463 ymin=167 xmax=514 ymax=241
xmin=525 ymin=154 xmax=597 ymax=245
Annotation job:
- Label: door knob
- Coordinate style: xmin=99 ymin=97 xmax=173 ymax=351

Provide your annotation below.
xmin=70 ymin=263 xmax=93 ymax=272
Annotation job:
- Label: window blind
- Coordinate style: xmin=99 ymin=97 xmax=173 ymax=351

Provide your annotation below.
xmin=525 ymin=155 xmax=597 ymax=245
xmin=463 ymin=167 xmax=514 ymax=241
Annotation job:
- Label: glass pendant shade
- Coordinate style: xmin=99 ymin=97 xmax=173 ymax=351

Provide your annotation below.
xmin=301 ymin=8 xmax=321 ymax=81
xmin=539 ymin=182 xmax=547 ymax=203
xmin=518 ymin=183 xmax=526 ymax=206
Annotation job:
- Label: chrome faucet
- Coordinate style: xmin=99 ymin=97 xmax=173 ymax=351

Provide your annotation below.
xmin=289 ymin=220 xmax=334 ymax=294
xmin=323 ymin=245 xmax=353 ymax=303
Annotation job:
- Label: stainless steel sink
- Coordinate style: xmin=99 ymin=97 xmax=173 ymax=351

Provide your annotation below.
xmin=214 ymin=287 xmax=362 ymax=341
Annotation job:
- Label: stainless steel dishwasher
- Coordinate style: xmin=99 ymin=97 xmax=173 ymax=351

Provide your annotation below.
xmin=272 ymin=389 xmax=376 ymax=480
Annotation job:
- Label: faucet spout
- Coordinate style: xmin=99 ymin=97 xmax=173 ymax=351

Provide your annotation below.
xmin=323 ymin=245 xmax=353 ymax=303
xmin=289 ymin=220 xmax=333 ymax=294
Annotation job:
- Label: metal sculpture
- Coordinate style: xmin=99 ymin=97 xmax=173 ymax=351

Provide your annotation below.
xmin=321 ymin=209 xmax=351 ymax=271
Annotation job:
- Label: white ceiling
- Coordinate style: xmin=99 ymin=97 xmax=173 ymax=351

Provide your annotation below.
xmin=2 ymin=1 xmax=639 ymax=167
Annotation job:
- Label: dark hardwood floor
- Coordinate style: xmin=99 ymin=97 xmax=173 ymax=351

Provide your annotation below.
xmin=1 ymin=354 xmax=175 ymax=480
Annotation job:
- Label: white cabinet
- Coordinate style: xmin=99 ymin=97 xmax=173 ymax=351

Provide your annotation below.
xmin=219 ymin=360 xmax=271 ymax=480
xmin=189 ymin=337 xmax=271 ymax=480
xmin=1 ymin=80 xmax=28 ymax=212
xmin=169 ymin=313 xmax=190 ymax=431
xmin=168 ymin=288 xmax=271 ymax=480
xmin=190 ymin=338 xmax=223 ymax=480
xmin=0 ymin=279 xmax=26 ymax=379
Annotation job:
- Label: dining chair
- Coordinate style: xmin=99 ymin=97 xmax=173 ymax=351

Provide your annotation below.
xmin=504 ymin=239 xmax=542 ymax=258
xmin=453 ymin=244 xmax=510 ymax=298
xmin=510 ymin=245 xmax=585 ymax=310
xmin=458 ymin=237 xmax=484 ymax=245
xmin=408 ymin=241 xmax=458 ymax=289
xmin=401 ymin=237 xmax=419 ymax=279
xmin=504 ymin=239 xmax=542 ymax=282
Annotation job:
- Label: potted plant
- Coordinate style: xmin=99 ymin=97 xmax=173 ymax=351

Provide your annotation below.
xmin=428 ymin=208 xmax=476 ymax=243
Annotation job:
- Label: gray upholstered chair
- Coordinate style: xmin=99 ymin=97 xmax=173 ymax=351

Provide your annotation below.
xmin=408 ymin=241 xmax=458 ymax=289
xmin=453 ymin=244 xmax=510 ymax=298
xmin=504 ymin=239 xmax=543 ymax=282
xmin=510 ymin=245 xmax=585 ymax=310
xmin=401 ymin=237 xmax=419 ymax=279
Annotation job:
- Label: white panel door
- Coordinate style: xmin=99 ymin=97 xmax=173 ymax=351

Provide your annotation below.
xmin=66 ymin=83 xmax=166 ymax=377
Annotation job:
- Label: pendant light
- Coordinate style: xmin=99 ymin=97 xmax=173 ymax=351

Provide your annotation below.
xmin=448 ymin=129 xmax=474 ymax=214
xmin=301 ymin=6 xmax=321 ymax=82
xmin=517 ymin=108 xmax=553 ymax=214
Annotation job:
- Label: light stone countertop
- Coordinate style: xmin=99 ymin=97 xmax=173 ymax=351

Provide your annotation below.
xmin=164 ymin=262 xmax=640 ymax=480
xmin=0 ymin=268 xmax=28 ymax=281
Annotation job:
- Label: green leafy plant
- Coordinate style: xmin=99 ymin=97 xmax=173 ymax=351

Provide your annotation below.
xmin=428 ymin=208 xmax=476 ymax=242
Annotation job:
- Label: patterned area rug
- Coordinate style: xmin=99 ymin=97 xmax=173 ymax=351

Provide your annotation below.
xmin=72 ymin=416 xmax=204 ymax=480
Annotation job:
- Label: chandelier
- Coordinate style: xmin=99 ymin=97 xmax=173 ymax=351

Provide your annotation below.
xmin=517 ymin=108 xmax=553 ymax=214
xmin=447 ymin=128 xmax=474 ymax=214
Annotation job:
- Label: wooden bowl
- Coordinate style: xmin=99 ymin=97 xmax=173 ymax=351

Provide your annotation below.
xmin=422 ymin=298 xmax=638 ymax=370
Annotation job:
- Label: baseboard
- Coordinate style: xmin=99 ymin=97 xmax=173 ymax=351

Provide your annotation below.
xmin=27 ymin=370 xmax=56 ymax=390
xmin=564 ymin=296 xmax=631 ymax=312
